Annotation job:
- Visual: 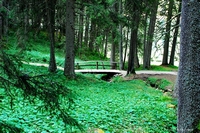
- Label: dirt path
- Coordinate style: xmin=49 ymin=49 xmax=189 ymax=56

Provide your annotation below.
xmin=24 ymin=62 xmax=177 ymax=85
xmin=124 ymin=73 xmax=177 ymax=94
xmin=122 ymin=70 xmax=177 ymax=83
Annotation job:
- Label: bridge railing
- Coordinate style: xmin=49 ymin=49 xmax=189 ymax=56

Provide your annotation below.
xmin=75 ymin=61 xmax=118 ymax=70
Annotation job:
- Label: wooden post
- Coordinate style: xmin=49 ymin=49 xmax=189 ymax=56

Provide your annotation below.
xmin=76 ymin=63 xmax=79 ymax=69
xmin=111 ymin=62 xmax=117 ymax=69
xmin=96 ymin=62 xmax=99 ymax=69
xmin=102 ymin=62 xmax=105 ymax=69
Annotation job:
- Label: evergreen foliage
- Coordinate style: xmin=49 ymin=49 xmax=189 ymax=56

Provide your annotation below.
xmin=0 ymin=50 xmax=82 ymax=131
xmin=0 ymin=121 xmax=23 ymax=133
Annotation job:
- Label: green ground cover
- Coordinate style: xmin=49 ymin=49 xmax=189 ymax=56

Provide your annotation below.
xmin=68 ymin=75 xmax=177 ymax=132
xmin=0 ymin=64 xmax=177 ymax=132
xmin=1 ymin=33 xmax=177 ymax=132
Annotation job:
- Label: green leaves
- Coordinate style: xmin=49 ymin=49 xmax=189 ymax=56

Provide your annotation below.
xmin=68 ymin=78 xmax=177 ymax=132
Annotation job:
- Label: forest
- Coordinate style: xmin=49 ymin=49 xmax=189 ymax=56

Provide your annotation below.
xmin=0 ymin=0 xmax=200 ymax=132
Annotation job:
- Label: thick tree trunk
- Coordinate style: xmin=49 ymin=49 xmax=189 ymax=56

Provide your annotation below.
xmin=46 ymin=0 xmax=57 ymax=72
xmin=127 ymin=4 xmax=140 ymax=75
xmin=162 ymin=0 xmax=174 ymax=65
xmin=2 ymin=0 xmax=8 ymax=37
xmin=64 ymin=0 xmax=75 ymax=78
xmin=134 ymin=48 xmax=140 ymax=68
xmin=143 ymin=0 xmax=159 ymax=69
xmin=169 ymin=1 xmax=181 ymax=66
xmin=127 ymin=30 xmax=137 ymax=74
xmin=0 ymin=14 xmax=2 ymax=41
xmin=178 ymin=0 xmax=200 ymax=132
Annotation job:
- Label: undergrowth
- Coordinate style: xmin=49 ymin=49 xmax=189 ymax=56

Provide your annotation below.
xmin=0 ymin=62 xmax=177 ymax=132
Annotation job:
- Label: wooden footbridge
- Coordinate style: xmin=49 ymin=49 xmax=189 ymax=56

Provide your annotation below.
xmin=74 ymin=61 xmax=126 ymax=77
xmin=75 ymin=61 xmax=118 ymax=70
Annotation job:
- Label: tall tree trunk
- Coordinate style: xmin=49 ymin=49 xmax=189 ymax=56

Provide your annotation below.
xmin=88 ymin=19 xmax=96 ymax=51
xmin=127 ymin=3 xmax=141 ymax=75
xmin=178 ymin=0 xmax=200 ymax=132
xmin=134 ymin=46 xmax=140 ymax=68
xmin=94 ymin=28 xmax=100 ymax=53
xmin=3 ymin=0 xmax=9 ymax=41
xmin=111 ymin=2 xmax=118 ymax=69
xmin=0 ymin=1 xmax=2 ymax=41
xmin=143 ymin=0 xmax=159 ymax=69
xmin=169 ymin=1 xmax=181 ymax=66
xmin=101 ymin=30 xmax=105 ymax=55
xmin=162 ymin=0 xmax=174 ymax=65
xmin=123 ymin=27 xmax=129 ymax=70
xmin=118 ymin=0 xmax=123 ymax=70
xmin=111 ymin=30 xmax=116 ymax=69
xmin=103 ymin=30 xmax=108 ymax=58
xmin=46 ymin=0 xmax=57 ymax=72
xmin=142 ymin=1 xmax=148 ymax=56
xmin=127 ymin=29 xmax=137 ymax=74
xmin=0 ymin=14 xmax=2 ymax=41
xmin=64 ymin=0 xmax=75 ymax=78
xmin=77 ymin=1 xmax=84 ymax=50
xmin=84 ymin=11 xmax=89 ymax=47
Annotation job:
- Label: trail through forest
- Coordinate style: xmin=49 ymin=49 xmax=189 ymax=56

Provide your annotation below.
xmin=24 ymin=62 xmax=177 ymax=84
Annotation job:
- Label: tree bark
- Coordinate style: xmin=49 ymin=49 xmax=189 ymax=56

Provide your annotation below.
xmin=0 ymin=14 xmax=2 ymax=41
xmin=77 ymin=0 xmax=84 ymax=50
xmin=178 ymin=0 xmax=200 ymax=132
xmin=88 ymin=19 xmax=96 ymax=51
xmin=123 ymin=27 xmax=129 ymax=70
xmin=64 ymin=0 xmax=75 ymax=78
xmin=84 ymin=11 xmax=89 ymax=47
xmin=169 ymin=1 xmax=181 ymax=66
xmin=127 ymin=29 xmax=137 ymax=74
xmin=134 ymin=47 xmax=140 ymax=68
xmin=111 ymin=30 xmax=116 ymax=69
xmin=118 ymin=0 xmax=123 ymax=70
xmin=143 ymin=0 xmax=159 ymax=69
xmin=46 ymin=0 xmax=57 ymax=72
xmin=103 ymin=30 xmax=108 ymax=58
xmin=162 ymin=0 xmax=174 ymax=65
xmin=127 ymin=2 xmax=141 ymax=75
